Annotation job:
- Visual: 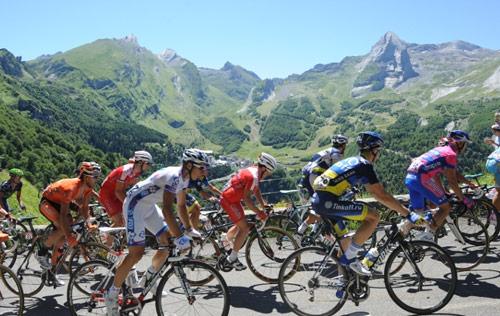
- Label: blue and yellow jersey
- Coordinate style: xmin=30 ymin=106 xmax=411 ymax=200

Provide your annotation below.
xmin=313 ymin=156 xmax=379 ymax=196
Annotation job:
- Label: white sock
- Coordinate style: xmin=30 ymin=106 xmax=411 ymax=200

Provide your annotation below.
xmin=108 ymin=285 xmax=120 ymax=298
xmin=298 ymin=222 xmax=308 ymax=234
xmin=228 ymin=250 xmax=239 ymax=262
xmin=146 ymin=266 xmax=156 ymax=279
xmin=344 ymin=242 xmax=363 ymax=260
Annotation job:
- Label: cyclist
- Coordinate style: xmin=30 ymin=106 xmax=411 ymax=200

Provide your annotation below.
xmin=405 ymin=130 xmax=474 ymax=240
xmin=98 ymin=151 xmax=153 ymax=230
xmin=297 ymin=135 xmax=348 ymax=235
xmin=219 ymin=152 xmax=277 ymax=270
xmin=36 ymin=162 xmax=102 ymax=285
xmin=187 ymin=167 xmax=222 ymax=229
xmin=486 ymin=126 xmax=500 ymax=213
xmin=106 ymin=148 xmax=209 ymax=315
xmin=0 ymin=168 xmax=26 ymax=213
xmin=312 ymin=132 xmax=416 ymax=276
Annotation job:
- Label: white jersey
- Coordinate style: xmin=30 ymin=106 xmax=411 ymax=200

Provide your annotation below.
xmin=126 ymin=166 xmax=189 ymax=205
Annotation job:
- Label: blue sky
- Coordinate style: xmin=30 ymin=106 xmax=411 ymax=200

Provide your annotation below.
xmin=1 ymin=0 xmax=499 ymax=78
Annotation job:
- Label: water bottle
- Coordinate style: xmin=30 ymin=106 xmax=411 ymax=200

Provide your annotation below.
xmin=126 ymin=267 xmax=139 ymax=287
xmin=361 ymin=247 xmax=379 ymax=268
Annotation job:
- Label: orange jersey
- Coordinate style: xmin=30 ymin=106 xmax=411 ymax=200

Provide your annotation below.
xmin=42 ymin=178 xmax=91 ymax=205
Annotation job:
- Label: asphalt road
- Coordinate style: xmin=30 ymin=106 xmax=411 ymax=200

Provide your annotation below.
xmin=3 ymin=238 xmax=500 ymax=316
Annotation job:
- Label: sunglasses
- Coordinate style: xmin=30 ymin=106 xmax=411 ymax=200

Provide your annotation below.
xmin=194 ymin=164 xmax=209 ymax=171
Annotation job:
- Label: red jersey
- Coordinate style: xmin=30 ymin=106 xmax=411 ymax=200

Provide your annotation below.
xmin=221 ymin=166 xmax=259 ymax=203
xmin=99 ymin=164 xmax=140 ymax=201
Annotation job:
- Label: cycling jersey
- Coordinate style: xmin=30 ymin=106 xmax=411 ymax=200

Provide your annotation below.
xmin=40 ymin=178 xmax=91 ymax=223
xmin=310 ymin=156 xmax=377 ymax=236
xmin=189 ymin=176 xmax=210 ymax=191
xmin=124 ymin=166 xmax=189 ymax=246
xmin=301 ymin=147 xmax=344 ymax=196
xmin=486 ymin=147 xmax=500 ymax=187
xmin=313 ymin=156 xmax=379 ymax=196
xmin=220 ymin=166 xmax=259 ymax=223
xmin=99 ymin=164 xmax=141 ymax=216
xmin=0 ymin=180 xmax=22 ymax=212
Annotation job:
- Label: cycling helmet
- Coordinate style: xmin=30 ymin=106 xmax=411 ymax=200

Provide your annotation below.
xmin=132 ymin=150 xmax=153 ymax=164
xmin=79 ymin=161 xmax=102 ymax=177
xmin=332 ymin=134 xmax=348 ymax=146
xmin=447 ymin=130 xmax=471 ymax=143
xmin=492 ymin=124 xmax=500 ymax=131
xmin=9 ymin=168 xmax=24 ymax=177
xmin=356 ymin=131 xmax=384 ymax=150
xmin=258 ymin=152 xmax=277 ymax=172
xmin=182 ymin=148 xmax=210 ymax=167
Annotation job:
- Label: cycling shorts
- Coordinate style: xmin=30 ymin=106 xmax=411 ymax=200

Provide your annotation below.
xmin=311 ymin=191 xmax=368 ymax=237
xmin=405 ymin=173 xmax=448 ymax=210
xmin=123 ymin=196 xmax=168 ymax=246
xmin=220 ymin=197 xmax=245 ymax=224
xmin=99 ymin=194 xmax=123 ymax=217
xmin=486 ymin=159 xmax=500 ymax=188
xmin=39 ymin=198 xmax=76 ymax=224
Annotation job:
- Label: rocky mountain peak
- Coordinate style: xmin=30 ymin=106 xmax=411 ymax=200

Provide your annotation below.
xmin=121 ymin=34 xmax=138 ymax=45
xmin=0 ymin=48 xmax=24 ymax=77
xmin=158 ymin=48 xmax=186 ymax=66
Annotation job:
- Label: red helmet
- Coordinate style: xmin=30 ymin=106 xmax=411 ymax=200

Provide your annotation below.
xmin=79 ymin=162 xmax=102 ymax=177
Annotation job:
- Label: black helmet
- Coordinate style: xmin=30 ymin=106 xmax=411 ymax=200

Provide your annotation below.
xmin=356 ymin=131 xmax=384 ymax=150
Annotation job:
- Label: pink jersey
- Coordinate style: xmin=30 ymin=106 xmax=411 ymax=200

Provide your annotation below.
xmin=221 ymin=166 xmax=259 ymax=203
xmin=407 ymin=146 xmax=457 ymax=181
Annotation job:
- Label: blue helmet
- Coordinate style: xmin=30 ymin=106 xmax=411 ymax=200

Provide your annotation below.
xmin=356 ymin=131 xmax=384 ymax=150
xmin=447 ymin=130 xmax=471 ymax=143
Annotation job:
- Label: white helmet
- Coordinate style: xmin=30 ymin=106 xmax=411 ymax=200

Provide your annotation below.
xmin=182 ymin=148 xmax=210 ymax=167
xmin=258 ymin=152 xmax=277 ymax=171
xmin=132 ymin=150 xmax=153 ymax=164
xmin=332 ymin=134 xmax=348 ymax=146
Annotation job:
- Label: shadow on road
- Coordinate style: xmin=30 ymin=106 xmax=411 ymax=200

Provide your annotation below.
xmin=229 ymin=283 xmax=290 ymax=314
xmin=23 ymin=294 xmax=68 ymax=316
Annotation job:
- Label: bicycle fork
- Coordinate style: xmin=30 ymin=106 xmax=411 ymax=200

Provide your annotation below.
xmin=174 ymin=264 xmax=196 ymax=305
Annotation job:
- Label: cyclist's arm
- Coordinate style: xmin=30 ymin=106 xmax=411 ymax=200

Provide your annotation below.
xmin=16 ymin=190 xmax=25 ymax=209
xmin=208 ymin=183 xmax=222 ymax=196
xmin=114 ymin=180 xmax=127 ymax=203
xmin=162 ymin=190 xmax=182 ymax=237
xmin=443 ymin=168 xmax=465 ymax=201
xmin=242 ymin=188 xmax=262 ymax=213
xmin=199 ymin=190 xmax=212 ymax=200
xmin=80 ymin=193 xmax=92 ymax=220
xmin=0 ymin=192 xmax=7 ymax=209
xmin=176 ymin=189 xmax=192 ymax=232
xmin=59 ymin=203 xmax=73 ymax=237
xmin=254 ymin=186 xmax=267 ymax=209
xmin=366 ymin=182 xmax=410 ymax=216
xmin=455 ymin=170 xmax=475 ymax=187
xmin=0 ymin=206 xmax=8 ymax=218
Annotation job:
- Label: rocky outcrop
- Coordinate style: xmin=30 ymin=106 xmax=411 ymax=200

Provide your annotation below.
xmin=0 ymin=49 xmax=24 ymax=77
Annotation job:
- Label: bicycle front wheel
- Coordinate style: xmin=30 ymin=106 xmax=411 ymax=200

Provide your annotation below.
xmin=385 ymin=240 xmax=457 ymax=315
xmin=0 ymin=264 xmax=24 ymax=316
xmin=278 ymin=246 xmax=347 ymax=316
xmin=67 ymin=259 xmax=113 ymax=315
xmin=246 ymin=226 xmax=300 ymax=283
xmin=155 ymin=260 xmax=230 ymax=316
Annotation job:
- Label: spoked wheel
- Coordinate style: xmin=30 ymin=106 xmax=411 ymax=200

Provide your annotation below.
xmin=0 ymin=264 xmax=24 ymax=315
xmin=245 ymin=226 xmax=300 ymax=283
xmin=67 ymin=259 xmax=113 ymax=315
xmin=187 ymin=236 xmax=222 ymax=285
xmin=278 ymin=246 xmax=347 ymax=316
xmin=155 ymin=260 xmax=230 ymax=316
xmin=384 ymin=240 xmax=457 ymax=315
xmin=68 ymin=242 xmax=110 ymax=276
xmin=436 ymin=213 xmax=489 ymax=271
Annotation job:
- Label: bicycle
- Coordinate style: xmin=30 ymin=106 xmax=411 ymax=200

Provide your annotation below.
xmin=67 ymin=230 xmax=230 ymax=316
xmin=190 ymin=205 xmax=300 ymax=283
xmin=0 ymin=235 xmax=24 ymax=316
xmin=278 ymin=219 xmax=457 ymax=316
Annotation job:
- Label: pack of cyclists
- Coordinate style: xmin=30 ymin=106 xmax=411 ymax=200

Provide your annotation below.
xmin=1 ymin=122 xmax=498 ymax=316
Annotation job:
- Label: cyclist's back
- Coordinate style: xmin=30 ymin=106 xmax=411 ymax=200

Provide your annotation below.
xmin=407 ymin=145 xmax=457 ymax=180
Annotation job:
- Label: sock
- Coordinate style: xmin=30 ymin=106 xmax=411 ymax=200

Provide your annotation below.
xmin=146 ymin=266 xmax=156 ymax=280
xmin=344 ymin=242 xmax=363 ymax=261
xmin=298 ymin=222 xmax=308 ymax=234
xmin=228 ymin=250 xmax=239 ymax=262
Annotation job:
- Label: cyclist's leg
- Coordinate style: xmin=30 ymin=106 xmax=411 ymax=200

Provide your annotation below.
xmin=298 ymin=173 xmax=320 ymax=234
xmin=145 ymin=205 xmax=169 ymax=273
xmin=419 ymin=177 xmax=450 ymax=230
xmin=220 ymin=197 xmax=246 ymax=247
xmin=188 ymin=201 xmax=202 ymax=230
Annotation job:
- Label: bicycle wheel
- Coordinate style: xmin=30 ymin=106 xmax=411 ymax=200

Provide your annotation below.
xmin=0 ymin=264 xmax=24 ymax=316
xmin=12 ymin=248 xmax=45 ymax=297
xmin=278 ymin=246 xmax=347 ymax=316
xmin=385 ymin=240 xmax=457 ymax=315
xmin=472 ymin=198 xmax=499 ymax=242
xmin=267 ymin=214 xmax=299 ymax=235
xmin=155 ymin=260 xmax=230 ymax=316
xmin=68 ymin=242 xmax=110 ymax=276
xmin=245 ymin=226 xmax=300 ymax=283
xmin=437 ymin=214 xmax=489 ymax=271
xmin=67 ymin=259 xmax=113 ymax=315
xmin=188 ymin=236 xmax=222 ymax=285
